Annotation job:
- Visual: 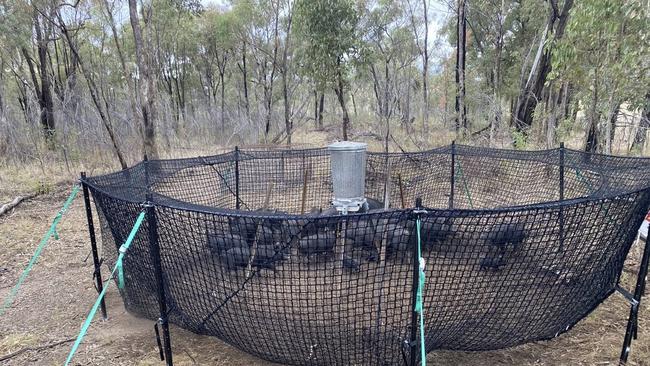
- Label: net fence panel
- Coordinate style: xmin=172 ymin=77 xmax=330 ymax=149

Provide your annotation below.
xmin=85 ymin=145 xmax=650 ymax=366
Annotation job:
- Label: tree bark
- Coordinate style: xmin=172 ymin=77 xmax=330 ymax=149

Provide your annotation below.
xmin=585 ymin=70 xmax=600 ymax=153
xmin=455 ymin=0 xmax=467 ymax=137
xmin=264 ymin=2 xmax=281 ymax=142
xmin=282 ymin=4 xmax=293 ymax=145
xmin=631 ymin=93 xmax=650 ymax=151
xmin=102 ymin=0 xmax=139 ymax=132
xmin=318 ymin=92 xmax=325 ymax=130
xmin=32 ymin=11 xmax=56 ymax=145
xmin=240 ymin=40 xmax=251 ymax=126
xmin=605 ymin=101 xmax=620 ymax=154
xmin=334 ymin=64 xmax=350 ymax=140
xmin=513 ymin=0 xmax=573 ymax=131
xmin=546 ymin=84 xmax=557 ymax=148
xmin=128 ymin=0 xmax=158 ymax=159
xmin=421 ymin=0 xmax=429 ymax=132
xmin=56 ymin=13 xmax=128 ymax=169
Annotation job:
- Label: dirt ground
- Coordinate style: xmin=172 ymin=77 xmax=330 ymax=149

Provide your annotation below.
xmin=1 ymin=186 xmax=649 ymax=366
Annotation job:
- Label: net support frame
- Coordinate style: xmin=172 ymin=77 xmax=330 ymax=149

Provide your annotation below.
xmin=145 ymin=193 xmax=174 ymax=365
xmin=80 ymin=172 xmax=107 ymax=320
xmin=449 ymin=141 xmax=456 ymax=209
xmin=235 ymin=146 xmax=241 ymax=210
xmin=619 ymin=234 xmax=650 ymax=364
xmin=408 ymin=197 xmax=425 ymax=366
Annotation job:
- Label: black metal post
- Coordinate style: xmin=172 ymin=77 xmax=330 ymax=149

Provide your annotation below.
xmin=146 ymin=194 xmax=173 ymax=365
xmin=409 ymin=197 xmax=423 ymax=366
xmin=449 ymin=142 xmax=456 ymax=209
xmin=143 ymin=154 xmax=151 ymax=191
xmin=620 ymin=234 xmax=650 ymax=364
xmin=80 ymin=172 xmax=107 ymax=320
xmin=559 ymin=143 xmax=565 ymax=252
xmin=235 ymin=146 xmax=241 ymax=210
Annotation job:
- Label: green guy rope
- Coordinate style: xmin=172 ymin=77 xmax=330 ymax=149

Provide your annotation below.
xmin=0 ymin=184 xmax=80 ymax=316
xmin=65 ymin=211 xmax=145 ymax=366
xmin=415 ymin=218 xmax=426 ymax=366
xmin=455 ymin=161 xmax=474 ymax=209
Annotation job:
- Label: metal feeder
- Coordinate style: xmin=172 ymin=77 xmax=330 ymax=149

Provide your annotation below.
xmin=328 ymin=141 xmax=368 ymax=214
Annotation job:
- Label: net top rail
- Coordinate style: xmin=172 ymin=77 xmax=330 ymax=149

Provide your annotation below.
xmin=83 ymin=144 xmax=650 ymax=215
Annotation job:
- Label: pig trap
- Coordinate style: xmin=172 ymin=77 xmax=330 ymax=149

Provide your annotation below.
xmin=81 ymin=143 xmax=650 ymax=365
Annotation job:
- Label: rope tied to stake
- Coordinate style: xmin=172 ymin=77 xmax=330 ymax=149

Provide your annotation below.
xmin=415 ymin=217 xmax=426 ymax=366
xmin=0 ymin=184 xmax=80 ymax=316
xmin=65 ymin=211 xmax=146 ymax=366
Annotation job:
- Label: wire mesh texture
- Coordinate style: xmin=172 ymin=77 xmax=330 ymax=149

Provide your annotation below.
xmin=83 ymin=144 xmax=650 ymax=366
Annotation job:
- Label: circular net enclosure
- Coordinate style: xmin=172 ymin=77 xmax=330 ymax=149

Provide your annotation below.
xmin=84 ymin=145 xmax=650 ymax=365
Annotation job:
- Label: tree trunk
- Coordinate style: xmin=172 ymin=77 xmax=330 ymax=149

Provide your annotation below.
xmin=513 ymin=0 xmax=574 ymax=131
xmin=102 ymin=0 xmax=139 ymax=138
xmin=455 ymin=0 xmax=467 ymax=137
xmin=606 ymin=101 xmax=620 ymax=154
xmin=241 ymin=40 xmax=250 ymax=126
xmin=421 ymin=0 xmax=429 ymax=132
xmin=560 ymin=81 xmax=571 ymax=121
xmin=334 ymin=66 xmax=350 ymax=140
xmin=585 ymin=70 xmax=600 ymax=153
xmin=128 ymin=0 xmax=158 ymax=159
xmin=318 ymin=92 xmax=325 ymax=130
xmin=264 ymin=4 xmax=281 ymax=142
xmin=631 ymin=93 xmax=650 ymax=151
xmin=220 ymin=68 xmax=226 ymax=134
xmin=282 ymin=5 xmax=293 ymax=145
xmin=56 ymin=13 xmax=128 ymax=169
xmin=33 ymin=12 xmax=56 ymax=145
xmin=546 ymin=85 xmax=557 ymax=148
xmin=314 ymin=90 xmax=319 ymax=128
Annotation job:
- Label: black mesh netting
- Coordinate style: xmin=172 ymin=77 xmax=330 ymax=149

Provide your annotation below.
xmin=84 ymin=145 xmax=650 ymax=365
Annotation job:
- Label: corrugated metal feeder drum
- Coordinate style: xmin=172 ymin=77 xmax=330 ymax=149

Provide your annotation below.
xmin=328 ymin=141 xmax=367 ymax=213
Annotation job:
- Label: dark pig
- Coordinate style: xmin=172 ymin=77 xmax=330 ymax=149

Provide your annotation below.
xmin=485 ymin=222 xmax=526 ymax=251
xmin=207 ymin=233 xmax=248 ymax=256
xmin=222 ymin=246 xmax=251 ymax=269
xmin=298 ymin=231 xmax=337 ymax=256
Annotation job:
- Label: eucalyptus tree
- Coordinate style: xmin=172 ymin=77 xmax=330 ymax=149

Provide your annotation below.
xmin=363 ymin=0 xmax=419 ymax=145
xmin=128 ymin=0 xmax=159 ymax=158
xmin=294 ymin=0 xmax=361 ymax=140
xmin=552 ymin=0 xmax=649 ymax=153
xmin=198 ymin=8 xmax=237 ymax=133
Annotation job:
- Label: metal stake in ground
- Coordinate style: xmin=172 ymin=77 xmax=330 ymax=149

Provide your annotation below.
xmin=620 ymin=213 xmax=650 ymax=364
xmin=410 ymin=197 xmax=424 ymax=366
xmin=80 ymin=172 xmax=107 ymax=320
xmin=145 ymin=194 xmax=173 ymax=365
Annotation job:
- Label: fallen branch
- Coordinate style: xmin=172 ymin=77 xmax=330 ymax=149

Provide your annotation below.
xmin=0 ymin=337 xmax=75 ymax=362
xmin=0 ymin=193 xmax=37 ymax=217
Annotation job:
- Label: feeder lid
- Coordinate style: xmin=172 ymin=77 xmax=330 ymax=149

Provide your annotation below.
xmin=328 ymin=141 xmax=367 ymax=152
